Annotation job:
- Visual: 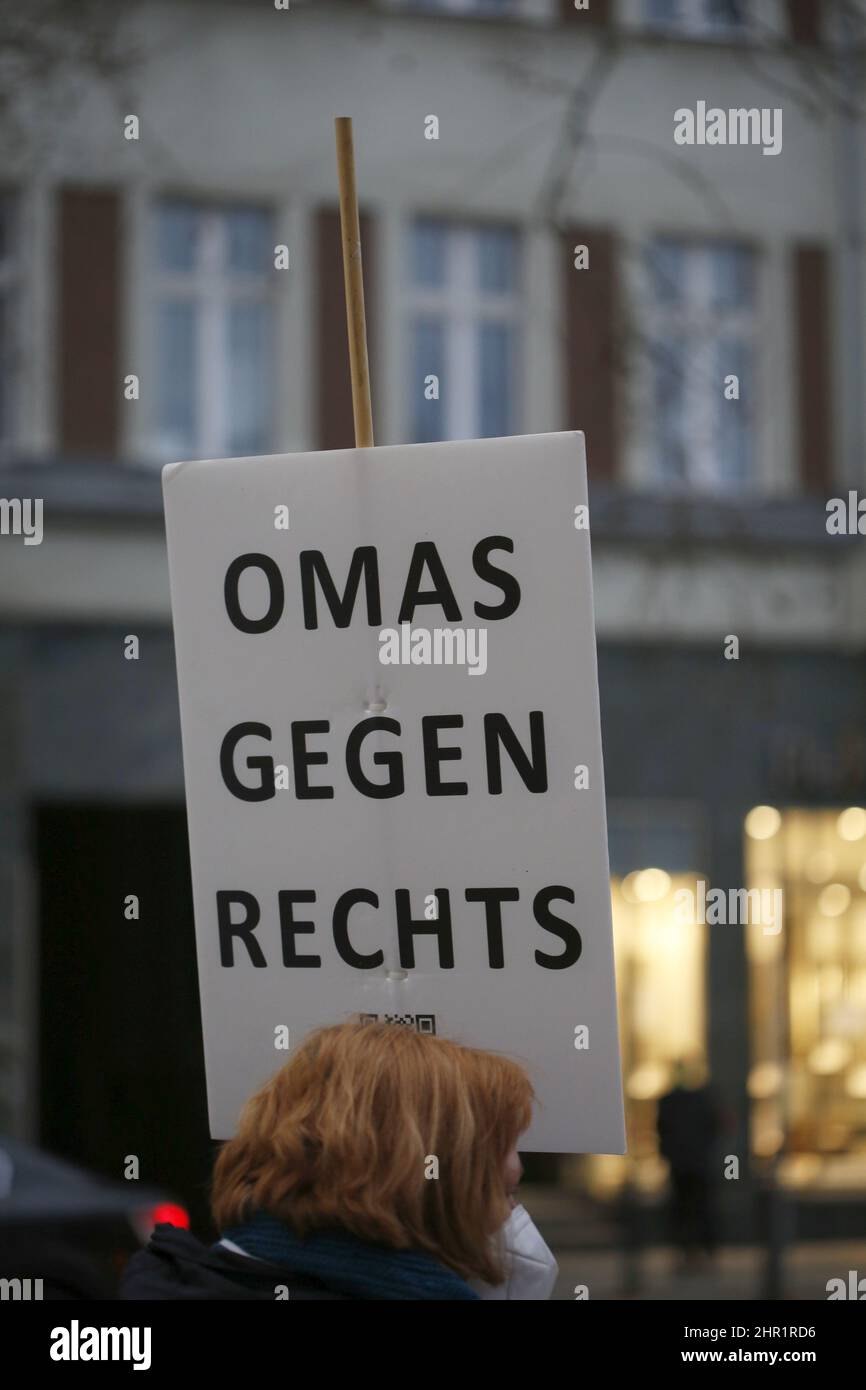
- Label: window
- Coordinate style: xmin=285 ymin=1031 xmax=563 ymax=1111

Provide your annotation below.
xmin=0 ymin=193 xmax=18 ymax=453
xmin=401 ymin=1 xmax=524 ymax=15
xmin=389 ymin=0 xmax=555 ymax=25
xmin=579 ymin=868 xmax=708 ymax=1198
xmin=152 ymin=201 xmax=275 ymax=460
xmin=406 ymin=218 xmax=521 ymax=443
xmin=566 ymin=801 xmax=709 ymax=1199
xmin=645 ymin=0 xmax=747 ymax=36
xmin=746 ymin=806 xmax=866 ymax=1191
xmin=645 ymin=237 xmax=757 ymax=491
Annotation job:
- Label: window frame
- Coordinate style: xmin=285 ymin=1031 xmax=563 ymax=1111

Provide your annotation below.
xmin=0 ymin=190 xmax=20 ymax=456
xmin=643 ymin=233 xmax=759 ymax=494
xmin=150 ymin=198 xmax=276 ymax=462
xmin=384 ymin=0 xmax=554 ymax=22
xmin=404 ymin=217 xmax=522 ymax=444
xmin=643 ymin=0 xmax=750 ymax=39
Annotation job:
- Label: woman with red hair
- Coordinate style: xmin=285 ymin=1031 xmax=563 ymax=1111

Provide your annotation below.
xmin=121 ymin=1021 xmax=556 ymax=1300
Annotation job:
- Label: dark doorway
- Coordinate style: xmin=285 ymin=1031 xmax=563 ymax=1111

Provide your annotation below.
xmin=36 ymin=803 xmax=216 ymax=1234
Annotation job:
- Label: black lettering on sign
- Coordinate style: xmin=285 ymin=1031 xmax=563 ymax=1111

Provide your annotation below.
xmin=217 ymin=890 xmax=267 ymax=967
xmin=212 ymin=886 xmax=583 ymax=972
xmin=224 ymin=554 xmax=284 ymax=633
xmin=421 ymin=715 xmax=467 ymax=796
xmin=472 ymin=536 xmax=520 ymax=619
xmin=299 ymin=547 xmax=381 ymax=629
xmin=484 ymin=712 xmax=547 ymax=794
xmin=533 ymin=886 xmax=582 ymax=970
xmin=345 ymin=717 xmax=404 ymax=798
xmin=396 ymin=888 xmax=454 ymax=969
xmin=464 ymin=886 xmax=520 ymax=969
xmin=278 ymin=890 xmax=320 ymax=968
xmin=398 ymin=542 xmax=462 ymax=624
xmin=223 ymin=535 xmax=520 ymax=634
xmin=333 ymin=889 xmax=383 ymax=970
xmin=210 ymin=519 xmax=590 ymax=978
xmin=220 ymin=723 xmax=275 ymax=802
xmin=290 ymin=721 xmax=333 ymax=799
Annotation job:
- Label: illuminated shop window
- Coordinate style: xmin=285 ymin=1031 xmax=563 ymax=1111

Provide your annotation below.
xmin=746 ymin=806 xmax=866 ymax=1190
xmin=580 ymin=868 xmax=708 ymax=1198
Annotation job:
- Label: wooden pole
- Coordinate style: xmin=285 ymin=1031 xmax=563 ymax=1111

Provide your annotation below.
xmin=334 ymin=116 xmax=374 ymax=448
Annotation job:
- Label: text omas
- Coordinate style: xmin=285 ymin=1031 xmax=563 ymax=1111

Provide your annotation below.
xmin=220 ymin=537 xmax=545 ymax=801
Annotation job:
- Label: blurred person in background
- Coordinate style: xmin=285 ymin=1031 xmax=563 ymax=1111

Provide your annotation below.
xmin=120 ymin=1021 xmax=558 ymax=1301
xmin=656 ymin=1057 xmax=723 ymax=1273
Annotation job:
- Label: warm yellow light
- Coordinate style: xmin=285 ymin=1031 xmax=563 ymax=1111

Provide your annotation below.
xmin=808 ymin=1038 xmax=852 ymax=1075
xmin=633 ymin=868 xmax=671 ymax=903
xmin=820 ymin=965 xmax=844 ymax=999
xmin=818 ymin=883 xmax=851 ymax=917
xmin=837 ymin=807 xmax=866 ymax=841
xmin=754 ymin=1125 xmax=784 ymax=1157
xmin=745 ymin=805 xmax=781 ymax=840
xmin=807 ymin=851 xmax=836 ymax=884
xmin=858 ymin=863 xmax=866 ymax=893
xmin=850 ymin=909 xmax=866 ymax=961
xmin=581 ymin=1154 xmax=628 ymax=1199
xmin=845 ymin=1065 xmax=866 ymax=1099
xmin=817 ymin=1121 xmax=851 ymax=1153
xmin=781 ymin=1153 xmax=823 ymax=1186
xmin=808 ymin=916 xmax=840 ymax=961
xmin=620 ymin=872 xmax=641 ymax=904
xmin=748 ymin=917 xmax=784 ymax=962
xmin=825 ymin=998 xmax=866 ymax=1036
xmin=747 ymin=1062 xmax=783 ymax=1099
xmin=634 ymin=1156 xmax=668 ymax=1193
xmin=626 ymin=1061 xmax=670 ymax=1100
xmin=612 ymin=872 xmax=707 ymax=1131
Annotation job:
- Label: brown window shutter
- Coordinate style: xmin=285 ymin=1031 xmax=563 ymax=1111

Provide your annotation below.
xmin=316 ymin=206 xmax=376 ymax=451
xmin=562 ymin=227 xmax=619 ymax=481
xmin=58 ymin=188 xmax=121 ymax=457
xmin=786 ymin=1 xmax=821 ymax=44
xmin=559 ymin=0 xmax=611 ymax=22
xmin=793 ymin=244 xmax=833 ymax=493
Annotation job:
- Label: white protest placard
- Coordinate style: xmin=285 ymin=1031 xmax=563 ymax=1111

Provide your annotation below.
xmin=163 ymin=430 xmax=625 ymax=1153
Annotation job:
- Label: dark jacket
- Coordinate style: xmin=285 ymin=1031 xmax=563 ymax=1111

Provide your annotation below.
xmin=657 ymin=1084 xmax=722 ymax=1176
xmin=120 ymin=1224 xmax=350 ymax=1300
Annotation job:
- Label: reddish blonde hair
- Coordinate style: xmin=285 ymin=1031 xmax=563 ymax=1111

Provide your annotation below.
xmin=211 ymin=1021 xmax=534 ymax=1285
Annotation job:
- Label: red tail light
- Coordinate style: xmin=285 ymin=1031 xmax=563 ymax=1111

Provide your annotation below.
xmin=150 ymin=1202 xmax=190 ymax=1229
xmin=132 ymin=1201 xmax=191 ymax=1243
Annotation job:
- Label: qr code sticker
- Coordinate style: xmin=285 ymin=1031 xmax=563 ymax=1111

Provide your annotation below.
xmin=358 ymin=1013 xmax=437 ymax=1035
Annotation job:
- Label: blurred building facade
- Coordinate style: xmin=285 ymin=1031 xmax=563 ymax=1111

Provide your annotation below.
xmin=0 ymin=0 xmax=865 ymax=1234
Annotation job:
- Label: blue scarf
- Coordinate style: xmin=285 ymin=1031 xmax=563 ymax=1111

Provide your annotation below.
xmin=220 ymin=1210 xmax=479 ymax=1301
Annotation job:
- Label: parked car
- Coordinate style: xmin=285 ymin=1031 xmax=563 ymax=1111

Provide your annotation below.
xmin=0 ymin=1137 xmax=188 ymax=1298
